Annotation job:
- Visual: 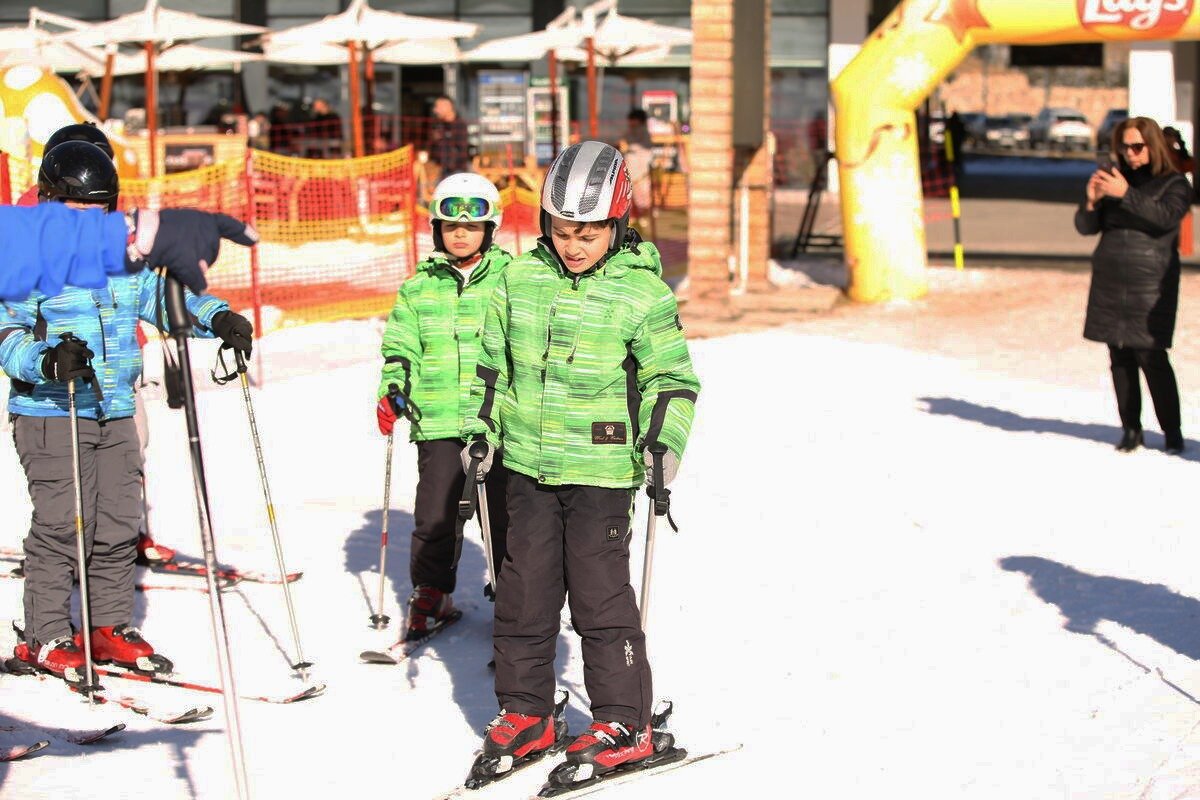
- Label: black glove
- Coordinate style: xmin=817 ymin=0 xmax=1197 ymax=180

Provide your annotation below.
xmin=41 ymin=336 xmax=95 ymax=383
xmin=126 ymin=209 xmax=258 ymax=294
xmin=211 ymin=310 xmax=254 ymax=355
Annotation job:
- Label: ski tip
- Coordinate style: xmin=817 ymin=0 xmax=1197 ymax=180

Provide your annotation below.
xmin=358 ymin=651 xmax=398 ymax=665
xmin=0 ymin=740 xmax=50 ymax=762
xmin=283 ymin=683 xmax=327 ymax=703
xmin=161 ymin=706 xmax=214 ymax=725
xmin=285 ymin=572 xmax=303 ymax=582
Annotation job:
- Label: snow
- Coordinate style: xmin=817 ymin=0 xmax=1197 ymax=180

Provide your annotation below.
xmin=3 ymin=269 xmax=1200 ymax=798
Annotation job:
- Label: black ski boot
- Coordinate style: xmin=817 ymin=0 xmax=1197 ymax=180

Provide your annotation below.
xmin=465 ymin=690 xmax=569 ymax=789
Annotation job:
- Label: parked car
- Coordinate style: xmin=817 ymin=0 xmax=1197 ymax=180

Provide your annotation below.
xmin=1029 ymin=108 xmax=1094 ymax=151
xmin=983 ymin=114 xmax=1032 ymax=149
xmin=1096 ymin=108 xmax=1128 ymax=150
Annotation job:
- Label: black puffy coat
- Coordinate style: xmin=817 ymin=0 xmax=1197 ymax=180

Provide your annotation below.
xmin=1075 ymin=169 xmax=1192 ymax=350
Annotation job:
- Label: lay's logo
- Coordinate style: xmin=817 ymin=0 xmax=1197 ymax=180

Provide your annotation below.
xmin=1078 ymin=0 xmax=1193 ymax=33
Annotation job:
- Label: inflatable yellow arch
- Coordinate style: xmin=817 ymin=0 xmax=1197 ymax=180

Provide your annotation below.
xmin=834 ymin=0 xmax=1199 ymax=302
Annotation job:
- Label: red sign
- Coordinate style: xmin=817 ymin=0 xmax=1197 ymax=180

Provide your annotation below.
xmin=1078 ymin=0 xmax=1193 ymax=34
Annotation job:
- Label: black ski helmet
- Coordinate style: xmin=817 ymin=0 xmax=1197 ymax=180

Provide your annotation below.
xmin=43 ymin=122 xmax=114 ymax=160
xmin=38 ymin=141 xmax=120 ymax=212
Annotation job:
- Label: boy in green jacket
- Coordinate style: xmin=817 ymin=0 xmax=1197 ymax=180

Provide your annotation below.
xmin=376 ymin=173 xmax=511 ymax=641
xmin=462 ymin=142 xmax=700 ymax=789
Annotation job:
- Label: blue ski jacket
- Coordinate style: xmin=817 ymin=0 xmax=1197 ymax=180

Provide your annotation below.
xmin=0 ymin=270 xmax=227 ymax=420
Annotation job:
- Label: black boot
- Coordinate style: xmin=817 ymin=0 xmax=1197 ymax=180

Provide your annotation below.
xmin=1116 ymin=428 xmax=1143 ymax=452
xmin=1165 ymin=430 xmax=1185 ymax=456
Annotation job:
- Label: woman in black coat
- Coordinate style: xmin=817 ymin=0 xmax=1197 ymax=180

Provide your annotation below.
xmin=1076 ymin=116 xmax=1191 ymax=455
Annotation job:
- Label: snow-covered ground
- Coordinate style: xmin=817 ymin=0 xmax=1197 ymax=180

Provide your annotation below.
xmin=4 ymin=269 xmax=1200 ymax=799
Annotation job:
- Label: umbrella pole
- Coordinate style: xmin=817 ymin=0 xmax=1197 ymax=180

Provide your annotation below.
xmin=365 ymin=48 xmax=375 ymax=153
xmin=548 ymin=49 xmax=559 ymax=158
xmin=348 ymin=41 xmax=364 ymax=158
xmin=99 ymin=48 xmax=115 ymax=121
xmin=587 ymin=36 xmax=597 ymax=139
xmin=145 ymin=41 xmax=158 ymax=176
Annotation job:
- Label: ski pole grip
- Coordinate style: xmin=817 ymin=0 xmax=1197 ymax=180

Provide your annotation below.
xmin=233 ymin=347 xmax=248 ymax=375
xmin=649 ymin=442 xmax=669 ymax=517
xmin=468 ymin=439 xmax=490 ymax=462
xmin=165 ymin=276 xmax=190 ymax=335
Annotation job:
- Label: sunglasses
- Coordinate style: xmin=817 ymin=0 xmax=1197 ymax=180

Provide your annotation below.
xmin=1119 ymin=142 xmax=1147 ymax=154
xmin=437 ymin=196 xmax=493 ymax=221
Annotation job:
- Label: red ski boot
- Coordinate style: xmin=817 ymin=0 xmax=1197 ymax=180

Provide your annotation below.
xmin=135 ymin=533 xmax=175 ymax=565
xmin=89 ymin=625 xmax=173 ymax=674
xmin=4 ymin=635 xmax=90 ymax=686
xmin=405 ymin=585 xmax=454 ymax=641
xmin=465 ymin=691 xmax=569 ymax=789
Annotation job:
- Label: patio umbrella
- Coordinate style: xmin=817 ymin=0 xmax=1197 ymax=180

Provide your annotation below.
xmin=266 ymin=0 xmax=478 ymax=157
xmin=564 ymin=2 xmax=691 ymax=138
xmin=67 ymin=0 xmax=267 ymax=175
xmin=460 ymin=11 xmax=582 ymax=158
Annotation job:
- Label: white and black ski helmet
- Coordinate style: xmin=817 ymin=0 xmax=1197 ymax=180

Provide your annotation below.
xmin=540 ymin=141 xmax=632 ymax=248
xmin=430 ymin=172 xmax=502 ymax=255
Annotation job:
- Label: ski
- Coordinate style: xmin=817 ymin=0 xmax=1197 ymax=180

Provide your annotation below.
xmin=94 ymin=665 xmax=326 ymax=705
xmin=144 ymin=558 xmax=301 ymax=585
xmin=55 ymin=723 xmax=126 ymax=745
xmin=360 ymin=609 xmax=464 ymax=665
xmin=0 ymin=740 xmax=49 ymax=762
xmin=534 ymin=744 xmax=743 ymax=798
xmin=0 ymin=570 xmax=222 ymax=593
xmin=0 ymin=547 xmax=288 ymax=585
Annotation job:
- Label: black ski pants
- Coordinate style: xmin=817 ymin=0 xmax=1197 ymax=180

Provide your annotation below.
xmin=1108 ymin=345 xmax=1182 ymax=434
xmin=411 ymin=438 xmax=508 ymax=594
xmin=493 ymin=472 xmax=651 ymax=729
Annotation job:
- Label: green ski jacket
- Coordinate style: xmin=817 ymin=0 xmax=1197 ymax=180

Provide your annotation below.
xmin=464 ymin=239 xmax=699 ymax=488
xmin=379 ymin=245 xmax=511 ymax=442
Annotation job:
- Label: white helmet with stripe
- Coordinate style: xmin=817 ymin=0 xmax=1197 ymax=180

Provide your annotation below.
xmin=430 ymin=172 xmax=502 ymax=255
xmin=540 ymin=141 xmax=632 ymax=248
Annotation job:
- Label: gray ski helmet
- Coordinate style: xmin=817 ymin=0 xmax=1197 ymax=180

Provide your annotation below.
xmin=38 ymin=141 xmax=120 ymax=212
xmin=539 ymin=141 xmax=632 ymax=248
xmin=44 ymin=122 xmax=114 ymax=160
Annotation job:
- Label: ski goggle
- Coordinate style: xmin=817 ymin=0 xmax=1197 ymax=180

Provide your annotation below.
xmin=437 ymin=196 xmax=494 ymax=221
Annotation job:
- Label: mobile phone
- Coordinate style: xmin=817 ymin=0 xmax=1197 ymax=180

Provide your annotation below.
xmin=1097 ymin=154 xmax=1116 ymax=173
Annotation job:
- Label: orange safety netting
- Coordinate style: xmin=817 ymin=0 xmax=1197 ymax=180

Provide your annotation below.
xmin=0 ymin=147 xmax=419 ymax=330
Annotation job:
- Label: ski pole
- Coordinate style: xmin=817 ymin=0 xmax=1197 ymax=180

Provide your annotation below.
xmin=230 ymin=348 xmax=311 ymax=681
xmin=164 ymin=276 xmax=250 ymax=800
xmin=370 ymin=427 xmax=395 ymax=630
xmin=62 ymin=334 xmax=98 ymax=703
xmin=472 ymin=454 xmax=498 ymax=599
xmin=640 ymin=442 xmax=670 ymax=632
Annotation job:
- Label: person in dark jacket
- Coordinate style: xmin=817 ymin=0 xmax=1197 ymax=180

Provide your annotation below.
xmin=1076 ymin=116 xmax=1191 ymax=455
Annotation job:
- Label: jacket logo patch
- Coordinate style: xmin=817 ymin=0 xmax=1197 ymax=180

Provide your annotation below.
xmin=592 ymin=421 xmax=627 ymax=444
xmin=606 ymin=524 xmax=620 ymax=541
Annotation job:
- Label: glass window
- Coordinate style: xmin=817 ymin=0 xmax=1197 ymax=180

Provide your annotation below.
xmin=567 ymin=0 xmax=689 ymax=12
xmin=371 ymin=0 xmax=455 ymax=13
xmin=458 ymin=15 xmax=533 ymax=46
xmin=770 ymin=15 xmax=826 ymax=67
xmin=266 ymin=0 xmax=339 ymax=14
xmin=772 ymin=0 xmax=828 ymax=13
xmin=459 ymin=0 xmax=533 ymax=13
xmin=0 ymin=0 xmax=103 ymax=21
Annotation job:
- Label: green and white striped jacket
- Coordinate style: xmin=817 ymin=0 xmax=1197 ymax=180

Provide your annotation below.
xmin=379 ymin=245 xmax=511 ymax=442
xmin=464 ymin=239 xmax=699 ymax=488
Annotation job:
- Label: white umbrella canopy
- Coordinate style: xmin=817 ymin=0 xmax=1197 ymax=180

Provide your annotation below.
xmin=0 ymin=28 xmax=114 ymax=73
xmin=67 ymin=1 xmax=267 ymax=47
xmin=262 ymin=41 xmax=352 ymax=66
xmin=371 ymin=38 xmax=462 ymax=66
xmin=462 ymin=27 xmax=583 ymax=63
xmin=554 ymin=43 xmax=674 ymax=67
xmin=100 ymin=44 xmax=263 ymax=76
xmin=266 ymin=0 xmax=478 ymax=49
xmin=569 ymin=9 xmax=690 ymax=62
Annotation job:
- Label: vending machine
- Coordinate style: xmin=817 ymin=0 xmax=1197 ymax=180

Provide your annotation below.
xmin=640 ymin=90 xmax=678 ymax=137
xmin=527 ymin=78 xmax=570 ymax=166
